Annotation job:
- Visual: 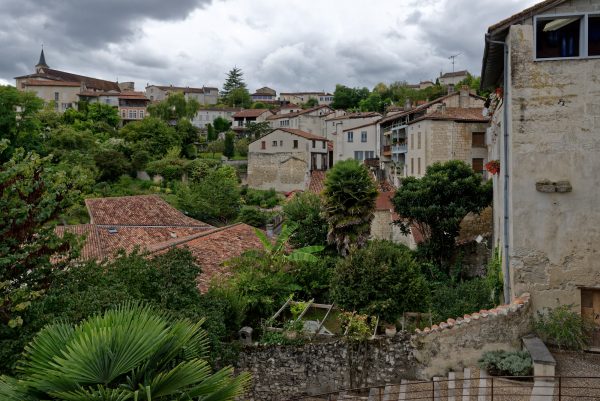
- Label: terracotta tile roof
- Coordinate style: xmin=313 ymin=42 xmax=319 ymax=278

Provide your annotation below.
xmin=487 ymin=0 xmax=565 ymax=34
xmin=23 ymin=79 xmax=80 ymax=87
xmin=266 ymin=105 xmax=332 ymax=120
xmin=410 ymin=107 xmax=489 ymax=124
xmin=148 ymin=223 xmax=264 ymax=292
xmin=55 ymin=224 xmax=103 ymax=260
xmin=375 ymin=191 xmax=395 ymax=211
xmin=118 ymin=91 xmax=149 ymax=100
xmin=279 ymin=128 xmax=328 ymax=141
xmin=85 ymin=195 xmax=210 ymax=227
xmin=308 ymin=170 xmax=327 ymax=195
xmin=415 ymin=293 xmax=531 ymax=336
xmin=325 ymin=112 xmax=381 ymax=121
xmin=233 ymin=109 xmax=271 ymax=118
xmin=281 ymin=103 xmax=301 ymax=109
xmin=280 ymin=91 xmax=328 ymax=96
xmin=152 ymin=85 xmax=209 ymax=94
xmin=342 ymin=120 xmax=380 ymax=132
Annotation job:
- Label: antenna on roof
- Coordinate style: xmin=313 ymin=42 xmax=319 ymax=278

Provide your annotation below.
xmin=448 ymin=53 xmax=461 ymax=72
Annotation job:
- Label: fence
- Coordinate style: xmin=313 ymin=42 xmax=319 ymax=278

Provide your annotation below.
xmin=292 ymin=376 xmax=600 ymax=401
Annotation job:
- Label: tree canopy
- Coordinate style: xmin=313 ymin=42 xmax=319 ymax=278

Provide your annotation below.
xmin=392 ymin=160 xmax=492 ymax=270
xmin=147 ymin=92 xmax=200 ymax=122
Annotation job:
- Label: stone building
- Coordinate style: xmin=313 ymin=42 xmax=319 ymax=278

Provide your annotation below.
xmin=145 ymin=84 xmax=218 ymax=104
xmin=481 ymin=0 xmax=600 ymax=339
xmin=266 ymin=105 xmax=333 ymax=136
xmin=379 ymin=89 xmax=485 ymax=184
xmin=439 ymin=70 xmax=470 ymax=86
xmin=279 ymin=91 xmax=334 ymax=106
xmin=247 ymin=128 xmax=330 ymax=192
xmin=192 ymin=107 xmax=241 ymax=129
xmin=231 ymin=109 xmax=273 ymax=135
xmin=15 ymin=49 xmax=121 ymax=112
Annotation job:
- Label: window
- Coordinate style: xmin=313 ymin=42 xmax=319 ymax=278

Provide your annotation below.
xmin=411 ymin=158 xmax=414 ymax=175
xmin=365 ymin=151 xmax=375 ymax=159
xmin=272 ymin=140 xmax=278 ymax=147
xmin=139 ymin=110 xmax=144 ymax=119
xmin=312 ymin=140 xmax=316 ymax=148
xmin=261 ymin=141 xmax=266 ymax=150
xmin=293 ymin=140 xmax=298 ymax=149
xmin=361 ymin=131 xmax=367 ymax=142
xmin=417 ymin=132 xmax=421 ymax=149
xmin=354 ymin=151 xmax=364 ymax=161
xmin=534 ymin=13 xmax=600 ymax=59
xmin=54 ymin=92 xmax=59 ymax=101
xmin=122 ymin=110 xmax=126 ymax=118
xmin=347 ymin=131 xmax=354 ymax=142
xmin=411 ymin=134 xmax=414 ymax=149
xmin=322 ymin=141 xmax=326 ymax=149
xmin=472 ymin=132 xmax=485 ymax=148
xmin=280 ymin=120 xmax=289 ymax=127
xmin=128 ymin=110 xmax=134 ymax=119
xmin=418 ymin=158 xmax=421 ymax=175
xmin=132 ymin=110 xmax=137 ymax=119
xmin=61 ymin=102 xmax=70 ymax=110
xmin=472 ymin=158 xmax=484 ymax=174
xmin=279 ymin=140 xmax=283 ymax=147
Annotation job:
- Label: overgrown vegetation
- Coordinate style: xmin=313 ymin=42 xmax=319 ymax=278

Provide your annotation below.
xmin=534 ymin=305 xmax=595 ymax=350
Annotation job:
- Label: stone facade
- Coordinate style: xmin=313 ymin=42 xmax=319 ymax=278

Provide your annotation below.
xmin=486 ymin=0 xmax=600 ymax=313
xmin=247 ymin=152 xmax=310 ymax=192
xmin=236 ymin=335 xmax=417 ymax=401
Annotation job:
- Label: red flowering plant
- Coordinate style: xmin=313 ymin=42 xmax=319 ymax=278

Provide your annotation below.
xmin=485 ymin=160 xmax=500 ymax=175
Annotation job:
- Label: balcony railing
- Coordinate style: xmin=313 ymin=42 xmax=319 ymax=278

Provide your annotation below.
xmin=392 ymin=144 xmax=407 ymax=153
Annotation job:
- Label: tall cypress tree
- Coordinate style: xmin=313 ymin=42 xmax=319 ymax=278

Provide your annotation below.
xmin=221 ymin=67 xmax=246 ymax=99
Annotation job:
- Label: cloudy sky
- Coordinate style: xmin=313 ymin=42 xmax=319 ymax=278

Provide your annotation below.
xmin=0 ymin=0 xmax=539 ymax=92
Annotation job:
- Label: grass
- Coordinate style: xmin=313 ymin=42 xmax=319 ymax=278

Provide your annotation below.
xmin=197 ymin=152 xmax=247 ymax=161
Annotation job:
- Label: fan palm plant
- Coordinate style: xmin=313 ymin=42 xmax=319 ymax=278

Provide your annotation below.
xmin=254 ymin=224 xmax=324 ymax=263
xmin=0 ymin=303 xmax=249 ymax=401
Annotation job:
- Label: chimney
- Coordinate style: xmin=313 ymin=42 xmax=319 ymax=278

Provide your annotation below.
xmin=404 ymin=98 xmax=412 ymax=110
xmin=459 ymin=85 xmax=470 ymax=108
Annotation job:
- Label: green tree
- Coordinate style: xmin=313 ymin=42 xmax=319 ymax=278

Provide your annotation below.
xmin=93 ymin=148 xmax=132 ymax=182
xmin=120 ymin=116 xmax=182 ymax=159
xmin=206 ymin=139 xmax=225 ymax=157
xmin=226 ymin=87 xmax=252 ymax=108
xmin=0 ymin=141 xmax=81 ymax=329
xmin=206 ymin=123 xmax=217 ymax=141
xmin=221 ymin=67 xmax=246 ymax=99
xmin=0 ymin=304 xmax=250 ymax=401
xmin=147 ymin=92 xmax=200 ymax=122
xmin=392 ymin=160 xmax=492 ymax=270
xmin=331 ymin=84 xmax=370 ymax=110
xmin=283 ymin=191 xmax=328 ymax=247
xmin=0 ymin=85 xmax=44 ymax=158
xmin=246 ymin=121 xmax=271 ymax=140
xmin=359 ymin=91 xmax=385 ymax=112
xmin=235 ymin=137 xmax=249 ymax=157
xmin=86 ymin=102 xmax=120 ymax=128
xmin=177 ymin=165 xmax=240 ymax=224
xmin=331 ymin=240 xmax=430 ymax=322
xmin=175 ymin=118 xmax=198 ymax=158
xmin=223 ymin=131 xmax=235 ymax=158
xmin=323 ymin=160 xmax=377 ymax=256
xmin=304 ymin=98 xmax=319 ymax=108
xmin=213 ymin=116 xmax=232 ymax=133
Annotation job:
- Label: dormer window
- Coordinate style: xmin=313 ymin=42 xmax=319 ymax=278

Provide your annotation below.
xmin=535 ymin=13 xmax=600 ymax=59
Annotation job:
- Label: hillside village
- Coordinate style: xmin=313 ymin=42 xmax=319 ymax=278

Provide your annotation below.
xmin=2 ymin=0 xmax=600 ymax=400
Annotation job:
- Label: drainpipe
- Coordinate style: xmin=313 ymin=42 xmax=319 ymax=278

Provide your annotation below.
xmin=486 ymin=33 xmax=512 ymax=304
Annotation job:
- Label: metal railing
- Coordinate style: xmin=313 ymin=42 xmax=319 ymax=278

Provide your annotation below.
xmin=291 ymin=376 xmax=600 ymax=401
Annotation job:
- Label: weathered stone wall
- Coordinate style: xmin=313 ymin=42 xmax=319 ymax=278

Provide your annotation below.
xmin=236 ymin=295 xmax=533 ymax=400
xmin=247 ymin=152 xmax=309 ymax=192
xmin=236 ymin=335 xmax=417 ymax=401
xmin=493 ymin=5 xmax=600 ymax=313
xmin=413 ymin=293 xmax=532 ymax=378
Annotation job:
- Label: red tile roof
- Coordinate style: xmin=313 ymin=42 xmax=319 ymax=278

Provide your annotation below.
xmin=410 ymin=107 xmax=489 ymax=124
xmin=151 ymin=85 xmax=216 ymax=94
xmin=148 ymin=223 xmax=264 ymax=292
xmin=308 ymin=170 xmax=327 ymax=195
xmin=55 ymin=224 xmax=103 ymax=260
xmin=342 ymin=120 xmax=380 ymax=132
xmin=17 ymin=69 xmax=120 ymax=91
xmin=325 ymin=112 xmax=381 ymax=121
xmin=279 ymin=128 xmax=328 ymax=141
xmin=85 ymin=195 xmax=210 ymax=227
xmin=233 ymin=109 xmax=272 ymax=118
xmin=440 ymin=70 xmax=469 ymax=78
xmin=375 ymin=191 xmax=395 ymax=211
xmin=23 ymin=79 xmax=80 ymax=87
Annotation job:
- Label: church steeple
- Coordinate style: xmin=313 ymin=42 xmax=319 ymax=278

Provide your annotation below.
xmin=35 ymin=47 xmax=49 ymax=73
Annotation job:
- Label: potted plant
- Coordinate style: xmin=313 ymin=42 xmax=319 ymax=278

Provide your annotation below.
xmin=384 ymin=323 xmax=397 ymax=337
xmin=485 ymin=160 xmax=500 ymax=176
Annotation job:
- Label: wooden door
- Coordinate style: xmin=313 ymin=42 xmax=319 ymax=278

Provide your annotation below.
xmin=581 ymin=289 xmax=600 ymax=348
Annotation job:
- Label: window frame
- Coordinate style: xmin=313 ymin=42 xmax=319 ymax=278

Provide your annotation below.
xmin=293 ymin=140 xmax=298 ymax=149
xmin=347 ymin=131 xmax=354 ymax=143
xmin=361 ymin=131 xmax=368 ymax=143
xmin=534 ymin=12 xmax=600 ymax=61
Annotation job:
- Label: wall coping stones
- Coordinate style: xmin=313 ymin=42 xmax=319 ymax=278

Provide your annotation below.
xmin=414 ymin=293 xmax=531 ymax=336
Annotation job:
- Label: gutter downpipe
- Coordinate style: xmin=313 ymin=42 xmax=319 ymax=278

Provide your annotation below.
xmin=485 ymin=33 xmax=512 ymax=304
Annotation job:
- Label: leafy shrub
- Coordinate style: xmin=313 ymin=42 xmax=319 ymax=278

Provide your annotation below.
xmin=430 ymin=277 xmax=495 ymax=323
xmin=186 ymin=158 xmax=220 ymax=182
xmin=238 ymin=206 xmax=273 ymax=227
xmin=331 ymin=240 xmax=430 ymax=323
xmin=283 ymin=191 xmax=328 ymax=247
xmin=93 ymin=149 xmax=131 ymax=182
xmin=291 ymin=255 xmax=337 ymax=303
xmin=479 ymin=350 xmax=533 ymax=376
xmin=146 ymin=157 xmax=190 ymax=181
xmin=340 ymin=312 xmax=377 ymax=342
xmin=243 ymin=188 xmax=282 ymax=208
xmin=534 ymin=305 xmax=595 ymax=350
xmin=235 ymin=138 xmax=249 ymax=157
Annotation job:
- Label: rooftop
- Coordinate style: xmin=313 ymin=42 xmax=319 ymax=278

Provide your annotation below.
xmin=440 ymin=70 xmax=469 ymax=78
xmin=410 ymin=107 xmax=489 ymax=124
xmin=266 ymin=105 xmax=332 ymax=120
xmin=22 ymin=79 xmax=81 ymax=87
xmin=16 ymin=68 xmax=120 ymax=92
xmin=308 ymin=170 xmax=327 ymax=195
xmin=233 ymin=109 xmax=272 ymax=118
xmin=325 ymin=112 xmax=381 ymax=121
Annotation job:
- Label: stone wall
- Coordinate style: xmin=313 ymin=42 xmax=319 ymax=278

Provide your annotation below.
xmin=247 ymin=152 xmax=309 ymax=192
xmin=236 ymin=334 xmax=417 ymax=401
xmin=236 ymin=295 xmax=533 ymax=400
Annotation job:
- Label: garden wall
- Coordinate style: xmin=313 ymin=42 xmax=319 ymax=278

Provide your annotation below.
xmin=236 ymin=294 xmax=533 ymax=400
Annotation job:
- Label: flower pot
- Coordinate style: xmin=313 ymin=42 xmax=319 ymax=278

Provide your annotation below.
xmin=385 ymin=325 xmax=397 ymax=338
